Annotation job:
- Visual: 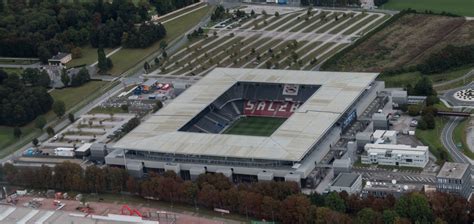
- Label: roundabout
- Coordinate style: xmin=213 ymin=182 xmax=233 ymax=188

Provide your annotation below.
xmin=453 ymin=88 xmax=473 ymax=102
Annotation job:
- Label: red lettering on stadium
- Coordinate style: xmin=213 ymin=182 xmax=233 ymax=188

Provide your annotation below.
xmin=243 ymin=100 xmax=300 ymax=118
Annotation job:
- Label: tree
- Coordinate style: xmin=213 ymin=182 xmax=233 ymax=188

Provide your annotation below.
xmin=250 ymin=9 xmax=255 ymax=17
xmin=395 ymin=193 xmax=433 ymax=223
xmin=32 ymin=138 xmax=39 ymax=147
xmin=262 ymin=10 xmax=267 ymax=17
xmin=34 ymin=115 xmax=47 ymax=130
xmin=52 ymin=100 xmax=66 ymax=117
xmin=13 ymin=127 xmax=22 ymax=138
xmin=413 ymin=76 xmax=435 ymax=96
xmin=68 ymin=113 xmax=75 ymax=123
xmin=144 ymin=62 xmax=151 ymax=72
xmin=160 ymin=41 xmax=168 ymax=50
xmin=275 ymin=11 xmax=280 ymax=17
xmin=61 ymin=69 xmax=70 ymax=87
xmin=71 ymin=47 xmax=82 ymax=59
xmin=279 ymin=195 xmax=311 ymax=224
xmin=97 ymin=47 xmax=109 ymax=73
xmin=324 ymin=192 xmax=346 ymax=213
xmin=383 ymin=210 xmax=399 ymax=224
xmin=356 ymin=208 xmax=381 ymax=224
xmin=46 ymin=126 xmax=55 ymax=137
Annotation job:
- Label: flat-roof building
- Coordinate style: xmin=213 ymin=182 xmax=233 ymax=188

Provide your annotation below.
xmin=328 ymin=173 xmax=362 ymax=194
xmin=107 ymin=68 xmax=381 ymax=184
xmin=361 ymin=143 xmax=429 ymax=168
xmin=436 ymin=162 xmax=471 ymax=199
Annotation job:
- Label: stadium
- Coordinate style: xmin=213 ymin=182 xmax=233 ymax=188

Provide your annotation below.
xmin=106 ymin=68 xmax=383 ymax=185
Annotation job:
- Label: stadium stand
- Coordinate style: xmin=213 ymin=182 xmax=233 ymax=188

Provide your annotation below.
xmin=179 ymin=82 xmax=320 ymax=134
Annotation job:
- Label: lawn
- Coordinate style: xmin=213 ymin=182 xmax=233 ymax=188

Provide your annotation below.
xmin=453 ymin=117 xmax=474 ymax=159
xmin=223 ymin=116 xmax=286 ymax=136
xmin=379 ymin=66 xmax=473 ymax=88
xmin=382 ymin=0 xmax=474 ymax=17
xmin=50 ymin=81 xmax=108 ymax=110
xmin=108 ymin=5 xmax=214 ymax=76
xmin=415 ymin=117 xmax=451 ymax=163
xmin=66 ymin=46 xmax=113 ymax=68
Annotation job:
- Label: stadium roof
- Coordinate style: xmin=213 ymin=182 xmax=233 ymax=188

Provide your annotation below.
xmin=114 ymin=68 xmax=378 ymax=161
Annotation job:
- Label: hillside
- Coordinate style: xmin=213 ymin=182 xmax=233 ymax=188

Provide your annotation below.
xmin=322 ymin=13 xmax=474 ymax=72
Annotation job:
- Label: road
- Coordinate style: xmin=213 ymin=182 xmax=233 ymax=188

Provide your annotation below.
xmin=0 ymin=8 xmax=212 ymax=165
xmin=441 ymin=112 xmax=470 ymax=164
xmin=434 ymin=68 xmax=473 ymax=88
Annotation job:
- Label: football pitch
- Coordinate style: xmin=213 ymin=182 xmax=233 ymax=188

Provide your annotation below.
xmin=223 ymin=116 xmax=287 ymax=136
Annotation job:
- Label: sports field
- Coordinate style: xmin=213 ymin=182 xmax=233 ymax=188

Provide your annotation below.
xmin=223 ymin=116 xmax=286 ymax=136
xmin=382 ymin=0 xmax=474 ymax=16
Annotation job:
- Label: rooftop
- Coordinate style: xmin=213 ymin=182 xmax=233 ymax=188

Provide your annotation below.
xmin=331 ymin=173 xmax=361 ymax=187
xmin=437 ymin=162 xmax=470 ymax=179
xmin=114 ymin=68 xmax=378 ymax=161
xmin=49 ymin=52 xmax=71 ymax=61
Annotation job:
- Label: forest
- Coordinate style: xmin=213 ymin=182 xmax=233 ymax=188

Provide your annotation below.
xmin=0 ymin=0 xmax=165 ymax=63
xmin=0 ymin=69 xmax=53 ymax=126
xmin=2 ymin=162 xmax=473 ymax=224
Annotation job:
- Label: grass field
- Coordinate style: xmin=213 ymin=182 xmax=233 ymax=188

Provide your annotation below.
xmin=453 ymin=117 xmax=473 ymax=159
xmin=380 ymin=66 xmax=473 ymax=87
xmin=66 ymin=46 xmax=112 ymax=68
xmin=50 ymin=81 xmax=108 ymax=110
xmin=223 ymin=116 xmax=286 ymax=136
xmin=382 ymin=0 xmax=474 ymax=17
xmin=108 ymin=5 xmax=214 ymax=76
xmin=415 ymin=117 xmax=451 ymax=163
xmin=323 ymin=13 xmax=474 ymax=72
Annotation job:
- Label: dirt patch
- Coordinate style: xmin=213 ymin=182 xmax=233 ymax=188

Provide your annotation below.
xmin=325 ymin=13 xmax=474 ymax=72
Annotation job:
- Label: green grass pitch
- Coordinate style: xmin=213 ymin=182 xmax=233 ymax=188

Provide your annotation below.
xmin=223 ymin=116 xmax=287 ymax=136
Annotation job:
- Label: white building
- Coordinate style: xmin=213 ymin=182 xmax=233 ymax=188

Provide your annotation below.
xmin=361 ymin=143 xmax=428 ymax=168
xmin=328 ymin=173 xmax=363 ymax=194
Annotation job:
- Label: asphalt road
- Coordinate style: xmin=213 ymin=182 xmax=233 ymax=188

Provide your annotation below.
xmin=0 ymin=11 xmax=211 ymax=165
xmin=441 ymin=113 xmax=470 ymax=164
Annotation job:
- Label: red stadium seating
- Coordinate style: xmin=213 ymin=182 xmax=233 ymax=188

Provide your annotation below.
xmin=243 ymin=100 xmax=300 ymax=118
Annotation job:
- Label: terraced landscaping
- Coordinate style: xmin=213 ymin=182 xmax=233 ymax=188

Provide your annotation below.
xmin=145 ymin=8 xmax=389 ymax=78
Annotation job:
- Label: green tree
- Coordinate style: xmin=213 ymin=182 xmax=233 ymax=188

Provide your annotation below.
xmin=382 ymin=210 xmax=399 ymax=224
xmin=34 ymin=115 xmax=47 ymax=130
xmin=413 ymin=76 xmax=435 ymax=96
xmin=160 ymin=40 xmax=168 ymax=50
xmin=356 ymin=208 xmax=381 ymax=224
xmin=274 ymin=11 xmax=280 ymax=17
xmin=97 ymin=47 xmax=109 ymax=73
xmin=13 ymin=127 xmax=22 ymax=138
xmin=52 ymin=100 xmax=66 ymax=117
xmin=61 ymin=69 xmax=70 ymax=87
xmin=32 ymin=138 xmax=39 ymax=147
xmin=324 ymin=192 xmax=346 ymax=213
xmin=395 ymin=192 xmax=433 ymax=224
xmin=68 ymin=113 xmax=75 ymax=123
xmin=46 ymin=126 xmax=55 ymax=137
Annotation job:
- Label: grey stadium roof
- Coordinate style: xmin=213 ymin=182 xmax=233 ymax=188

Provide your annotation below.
xmin=114 ymin=68 xmax=378 ymax=161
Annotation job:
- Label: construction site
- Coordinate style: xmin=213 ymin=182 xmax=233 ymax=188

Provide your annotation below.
xmin=0 ymin=191 xmax=230 ymax=224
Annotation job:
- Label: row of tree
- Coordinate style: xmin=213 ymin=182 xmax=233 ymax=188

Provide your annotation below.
xmin=150 ymin=0 xmax=199 ymax=16
xmin=0 ymin=69 xmax=53 ymax=126
xmin=122 ymin=22 xmax=167 ymax=48
xmin=417 ymin=44 xmax=474 ymax=74
xmin=2 ymin=162 xmax=473 ymax=224
xmin=0 ymin=0 xmax=153 ymax=62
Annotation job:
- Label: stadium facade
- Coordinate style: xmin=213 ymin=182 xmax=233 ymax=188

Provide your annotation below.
xmin=106 ymin=68 xmax=383 ymax=185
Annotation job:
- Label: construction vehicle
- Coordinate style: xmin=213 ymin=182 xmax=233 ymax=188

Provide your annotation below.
xmin=121 ymin=204 xmax=143 ymax=217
